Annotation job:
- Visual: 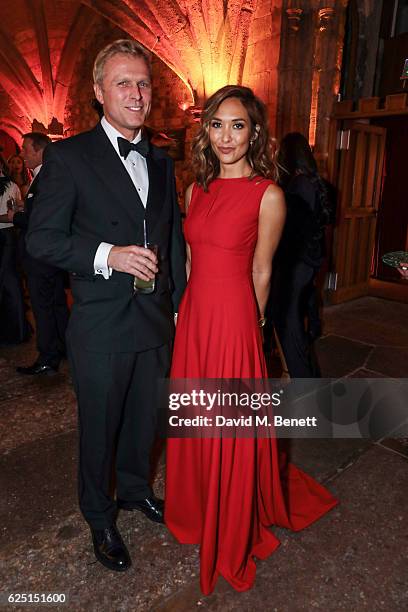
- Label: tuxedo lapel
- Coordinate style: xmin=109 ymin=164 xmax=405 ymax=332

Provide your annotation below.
xmin=145 ymin=153 xmax=167 ymax=237
xmin=82 ymin=124 xmax=145 ymax=224
xmin=27 ymin=175 xmax=38 ymax=196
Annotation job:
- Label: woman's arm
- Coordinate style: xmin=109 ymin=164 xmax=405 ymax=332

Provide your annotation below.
xmin=252 ymin=184 xmax=286 ymax=319
xmin=184 ymin=183 xmax=194 ymax=281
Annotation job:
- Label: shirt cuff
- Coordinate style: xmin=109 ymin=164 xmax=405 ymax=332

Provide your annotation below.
xmin=94 ymin=242 xmax=114 ymax=279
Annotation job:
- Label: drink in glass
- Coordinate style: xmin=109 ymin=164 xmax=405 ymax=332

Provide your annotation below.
xmin=133 ymin=244 xmax=158 ymax=294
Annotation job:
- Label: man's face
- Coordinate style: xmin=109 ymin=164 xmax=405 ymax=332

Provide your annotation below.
xmin=94 ymin=53 xmax=152 ymax=140
xmin=22 ymin=138 xmax=42 ymax=170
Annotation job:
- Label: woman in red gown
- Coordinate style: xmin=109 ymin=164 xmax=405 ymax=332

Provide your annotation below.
xmin=165 ymin=86 xmax=338 ymax=595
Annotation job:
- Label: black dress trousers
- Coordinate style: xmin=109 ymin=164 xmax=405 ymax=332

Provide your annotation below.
xmin=272 ymin=261 xmax=318 ymax=378
xmin=27 ymin=269 xmax=69 ymax=365
xmin=0 ymin=228 xmax=29 ymax=344
xmin=68 ymin=341 xmax=171 ymax=530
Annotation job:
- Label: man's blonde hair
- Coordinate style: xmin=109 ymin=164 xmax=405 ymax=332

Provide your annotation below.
xmin=93 ymin=39 xmax=152 ymax=86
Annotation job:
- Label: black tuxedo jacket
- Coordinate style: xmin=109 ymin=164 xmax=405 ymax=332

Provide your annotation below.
xmin=26 ymin=123 xmax=186 ymax=353
xmin=13 ymin=177 xmax=58 ymax=275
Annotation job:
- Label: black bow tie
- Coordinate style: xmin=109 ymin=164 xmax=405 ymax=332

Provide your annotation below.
xmin=117 ymin=136 xmax=149 ymax=159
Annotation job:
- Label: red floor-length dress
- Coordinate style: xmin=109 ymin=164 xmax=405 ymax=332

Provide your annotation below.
xmin=165 ymin=176 xmax=338 ymax=595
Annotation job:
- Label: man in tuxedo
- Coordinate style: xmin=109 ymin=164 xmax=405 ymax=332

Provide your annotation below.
xmin=9 ymin=132 xmax=69 ymax=374
xmin=26 ymin=39 xmax=186 ymax=571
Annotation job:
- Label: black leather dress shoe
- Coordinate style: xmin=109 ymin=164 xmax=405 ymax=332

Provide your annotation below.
xmin=91 ymin=525 xmax=131 ymax=572
xmin=16 ymin=362 xmax=58 ymax=376
xmin=117 ymin=496 xmax=164 ymax=524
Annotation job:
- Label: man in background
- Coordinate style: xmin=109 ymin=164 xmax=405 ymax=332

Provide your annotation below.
xmin=9 ymin=132 xmax=69 ymax=374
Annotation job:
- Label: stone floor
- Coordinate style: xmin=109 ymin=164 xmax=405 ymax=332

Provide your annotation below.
xmin=0 ymin=297 xmax=407 ymax=612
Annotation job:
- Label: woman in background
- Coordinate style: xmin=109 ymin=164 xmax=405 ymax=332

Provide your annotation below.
xmin=270 ymin=132 xmax=334 ymax=378
xmin=165 ymin=88 xmax=338 ymax=595
xmin=0 ymin=159 xmax=29 ymax=343
xmin=8 ymin=154 xmax=31 ymax=199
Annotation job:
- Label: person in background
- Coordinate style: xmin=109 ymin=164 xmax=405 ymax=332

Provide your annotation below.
xmin=8 ymin=133 xmax=69 ymax=374
xmin=0 ymin=158 xmax=29 ymax=343
xmin=8 ymin=154 xmax=31 ymax=198
xmin=270 ymin=132 xmax=333 ymax=378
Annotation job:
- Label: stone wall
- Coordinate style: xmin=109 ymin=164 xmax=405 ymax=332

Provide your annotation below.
xmin=0 ymin=91 xmax=32 ymax=148
xmin=271 ymin=0 xmax=386 ymax=171
xmin=63 ymin=19 xmax=124 ymax=137
xmin=148 ymin=57 xmax=196 ymax=201
xmin=272 ymin=1 xmax=351 ymax=174
xmin=242 ymin=0 xmax=283 ymax=137
xmin=242 ymin=1 xmax=356 ymax=172
xmin=0 ymin=129 xmax=19 ymax=161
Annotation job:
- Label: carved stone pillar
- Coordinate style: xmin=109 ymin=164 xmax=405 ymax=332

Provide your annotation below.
xmin=276 ymin=1 xmax=313 ymax=139
xmin=276 ymin=1 xmax=351 ymax=173
xmin=309 ymin=6 xmax=336 ymax=149
xmin=286 ymin=8 xmax=303 ymax=33
xmin=309 ymin=1 xmax=348 ymax=174
xmin=318 ymin=7 xmax=335 ymax=31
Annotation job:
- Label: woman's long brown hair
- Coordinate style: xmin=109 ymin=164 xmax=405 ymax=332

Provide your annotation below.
xmin=192 ymin=85 xmax=274 ymax=191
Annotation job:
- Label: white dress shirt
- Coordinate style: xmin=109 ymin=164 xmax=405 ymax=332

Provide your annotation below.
xmin=31 ymin=165 xmax=42 ymax=182
xmin=93 ymin=117 xmax=149 ymax=279
xmin=0 ymin=179 xmax=21 ymax=229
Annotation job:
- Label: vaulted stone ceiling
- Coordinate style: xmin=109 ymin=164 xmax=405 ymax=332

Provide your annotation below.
xmin=0 ymin=0 xmax=257 ymax=141
xmin=83 ymin=0 xmax=256 ymax=97
xmin=1 ymin=1 xmax=99 ymax=140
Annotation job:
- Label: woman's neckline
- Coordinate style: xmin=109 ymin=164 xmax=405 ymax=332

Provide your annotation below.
xmin=214 ymin=175 xmax=254 ymax=181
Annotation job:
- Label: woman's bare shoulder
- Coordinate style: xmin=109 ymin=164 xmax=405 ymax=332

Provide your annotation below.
xmin=261 ymin=182 xmax=285 ymax=212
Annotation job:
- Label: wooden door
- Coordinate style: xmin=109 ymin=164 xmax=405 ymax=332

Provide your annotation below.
xmin=331 ymin=123 xmax=386 ymax=304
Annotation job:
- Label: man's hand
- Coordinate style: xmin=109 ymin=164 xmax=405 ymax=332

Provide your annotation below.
xmin=108 ymin=245 xmax=158 ymax=280
xmin=7 ymin=209 xmax=15 ymax=223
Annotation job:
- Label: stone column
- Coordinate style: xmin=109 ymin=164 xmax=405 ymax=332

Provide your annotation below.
xmin=310 ymin=0 xmax=348 ymax=173
xmin=276 ymin=0 xmax=315 ymax=140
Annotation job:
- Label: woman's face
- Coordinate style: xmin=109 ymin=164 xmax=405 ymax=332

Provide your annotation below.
xmin=9 ymin=156 xmax=24 ymax=173
xmin=209 ymin=97 xmax=252 ymax=167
